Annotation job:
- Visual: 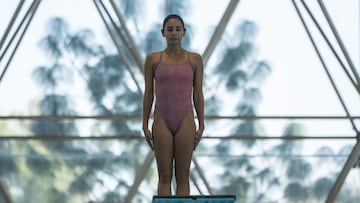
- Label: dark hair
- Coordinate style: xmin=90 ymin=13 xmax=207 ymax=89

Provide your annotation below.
xmin=162 ymin=14 xmax=186 ymax=30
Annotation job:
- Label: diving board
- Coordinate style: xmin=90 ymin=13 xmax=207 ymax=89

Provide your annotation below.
xmin=152 ymin=195 xmax=236 ymax=203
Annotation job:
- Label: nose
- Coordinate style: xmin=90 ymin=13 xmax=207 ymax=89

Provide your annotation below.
xmin=170 ymin=31 xmax=177 ymax=37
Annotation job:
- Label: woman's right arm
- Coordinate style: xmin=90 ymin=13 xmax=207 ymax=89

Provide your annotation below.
xmin=142 ymin=53 xmax=155 ymax=148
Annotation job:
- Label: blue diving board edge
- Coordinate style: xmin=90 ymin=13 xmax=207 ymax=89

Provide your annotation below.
xmin=153 ymin=195 xmax=236 ymax=203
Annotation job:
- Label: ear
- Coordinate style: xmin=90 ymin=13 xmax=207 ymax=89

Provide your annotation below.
xmin=183 ymin=28 xmax=186 ymax=36
xmin=161 ymin=29 xmax=165 ymax=37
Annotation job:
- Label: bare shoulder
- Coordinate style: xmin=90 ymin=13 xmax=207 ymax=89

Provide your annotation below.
xmin=188 ymin=52 xmax=203 ymax=70
xmin=189 ymin=52 xmax=202 ymax=61
xmin=145 ymin=51 xmax=161 ymax=64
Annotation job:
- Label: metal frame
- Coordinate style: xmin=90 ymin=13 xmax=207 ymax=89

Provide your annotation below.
xmin=0 ymin=0 xmax=41 ymax=84
xmin=0 ymin=0 xmax=359 ymax=202
xmin=0 ymin=180 xmax=13 ymax=203
xmin=292 ymin=1 xmax=359 ymax=202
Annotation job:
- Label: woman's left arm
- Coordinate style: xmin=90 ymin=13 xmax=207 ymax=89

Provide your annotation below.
xmin=192 ymin=53 xmax=205 ymax=146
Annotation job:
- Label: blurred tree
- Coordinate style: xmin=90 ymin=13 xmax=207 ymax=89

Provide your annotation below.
xmin=210 ymin=19 xmax=275 ymax=202
xmin=0 ymin=1 xmax=359 ymax=203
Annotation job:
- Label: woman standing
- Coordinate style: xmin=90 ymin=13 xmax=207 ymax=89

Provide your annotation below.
xmin=142 ymin=14 xmax=205 ymax=196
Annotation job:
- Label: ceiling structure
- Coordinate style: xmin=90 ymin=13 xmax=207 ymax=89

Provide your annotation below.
xmin=0 ymin=0 xmax=359 ymax=203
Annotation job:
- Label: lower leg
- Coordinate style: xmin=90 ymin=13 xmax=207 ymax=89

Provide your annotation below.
xmin=158 ymin=175 xmax=172 ymax=195
xmin=175 ymin=171 xmax=190 ymax=196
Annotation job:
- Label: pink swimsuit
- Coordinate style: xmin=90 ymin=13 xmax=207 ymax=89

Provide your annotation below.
xmin=154 ymin=52 xmax=194 ymax=135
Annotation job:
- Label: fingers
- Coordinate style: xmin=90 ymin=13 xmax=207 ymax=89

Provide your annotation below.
xmin=194 ymin=130 xmax=203 ymax=150
xmin=143 ymin=129 xmax=154 ymax=150
xmin=146 ymin=137 xmax=154 ymax=150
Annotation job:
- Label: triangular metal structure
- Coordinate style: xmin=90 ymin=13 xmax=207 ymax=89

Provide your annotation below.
xmin=0 ymin=0 xmax=359 ymax=203
xmin=291 ymin=0 xmax=359 ymax=202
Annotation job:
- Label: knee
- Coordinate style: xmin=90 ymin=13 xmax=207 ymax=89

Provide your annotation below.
xmin=175 ymin=168 xmax=190 ymax=183
xmin=159 ymin=171 xmax=173 ymax=183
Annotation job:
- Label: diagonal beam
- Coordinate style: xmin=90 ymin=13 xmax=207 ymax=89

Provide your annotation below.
xmin=190 ymin=172 xmax=204 ymax=195
xmin=202 ymin=0 xmax=240 ymax=66
xmin=123 ymin=151 xmax=155 ymax=203
xmin=109 ymin=0 xmax=144 ymax=75
xmin=0 ymin=179 xmax=13 ymax=203
xmin=0 ymin=0 xmax=29 ymax=59
xmin=83 ymin=4 xmax=149 ymax=200
xmin=0 ymin=0 xmax=42 ymax=84
xmin=292 ymin=0 xmax=360 ymax=202
xmin=292 ymin=0 xmax=359 ymax=133
xmin=192 ymin=156 xmax=213 ymax=195
xmin=93 ymin=0 xmax=142 ymax=94
xmin=0 ymin=0 xmax=25 ymax=52
xmin=300 ymin=0 xmax=360 ymax=94
xmin=325 ymin=137 xmax=360 ymax=203
xmin=318 ymin=0 xmax=360 ymax=86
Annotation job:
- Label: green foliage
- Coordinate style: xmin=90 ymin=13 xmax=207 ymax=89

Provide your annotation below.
xmin=48 ymin=188 xmax=68 ymax=203
xmin=143 ymin=26 xmax=165 ymax=53
xmin=284 ymin=182 xmax=309 ymax=201
xmin=1 ymin=1 xmax=359 ymax=202
xmin=101 ymin=191 xmax=123 ymax=203
xmin=312 ymin=177 xmax=333 ymax=200
xmin=25 ymin=149 xmax=52 ymax=174
xmin=0 ymin=155 xmax=17 ymax=176
xmin=286 ymin=159 xmax=312 ymax=181
xmin=69 ymin=174 xmax=94 ymax=194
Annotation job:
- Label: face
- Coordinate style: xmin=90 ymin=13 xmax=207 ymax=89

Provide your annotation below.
xmin=162 ymin=18 xmax=185 ymax=45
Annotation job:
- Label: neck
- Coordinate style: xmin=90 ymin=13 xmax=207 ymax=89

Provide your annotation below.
xmin=164 ymin=46 xmax=184 ymax=56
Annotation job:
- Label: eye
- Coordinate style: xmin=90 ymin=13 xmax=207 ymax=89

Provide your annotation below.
xmin=167 ymin=27 xmax=173 ymax=32
xmin=176 ymin=28 xmax=182 ymax=32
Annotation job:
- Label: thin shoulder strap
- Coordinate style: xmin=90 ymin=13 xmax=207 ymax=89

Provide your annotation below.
xmin=187 ymin=52 xmax=195 ymax=72
xmin=159 ymin=51 xmax=163 ymax=62
xmin=153 ymin=52 xmax=163 ymax=73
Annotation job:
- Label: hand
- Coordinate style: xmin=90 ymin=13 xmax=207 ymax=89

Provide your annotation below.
xmin=143 ymin=128 xmax=154 ymax=150
xmin=194 ymin=127 xmax=204 ymax=150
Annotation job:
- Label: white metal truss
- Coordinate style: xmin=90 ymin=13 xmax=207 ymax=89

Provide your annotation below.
xmin=0 ymin=0 xmax=359 ymax=203
xmin=291 ymin=1 xmax=359 ymax=202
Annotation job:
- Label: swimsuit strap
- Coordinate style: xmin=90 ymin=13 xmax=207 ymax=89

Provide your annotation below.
xmin=187 ymin=51 xmax=195 ymax=73
xmin=159 ymin=51 xmax=163 ymax=63
xmin=153 ymin=51 xmax=163 ymax=73
xmin=154 ymin=51 xmax=195 ymax=73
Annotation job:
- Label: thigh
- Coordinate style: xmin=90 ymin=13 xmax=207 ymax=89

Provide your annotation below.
xmin=174 ymin=112 xmax=196 ymax=171
xmin=152 ymin=111 xmax=174 ymax=174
